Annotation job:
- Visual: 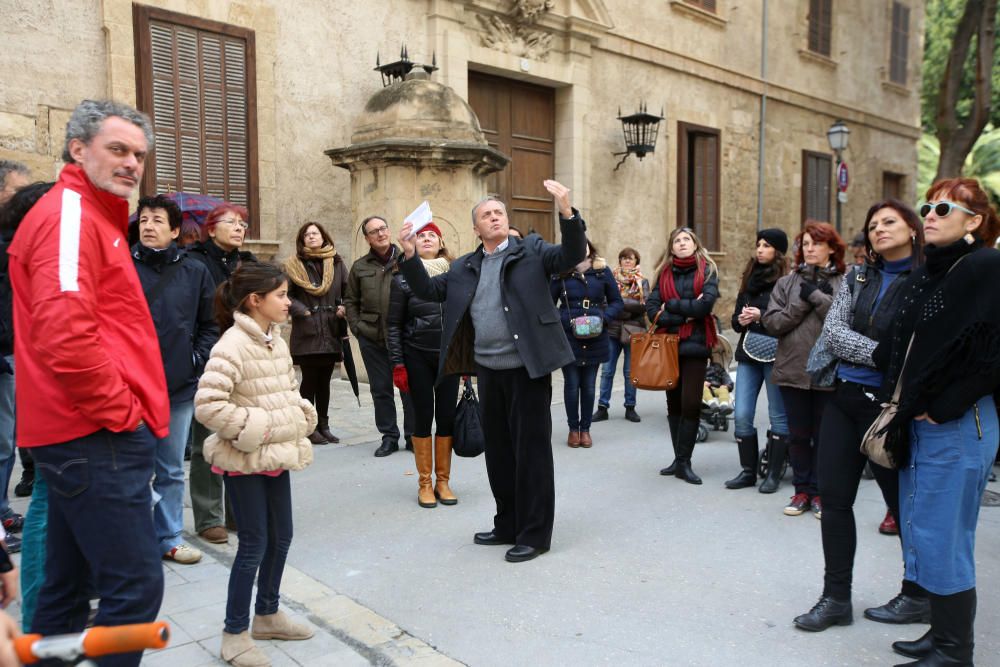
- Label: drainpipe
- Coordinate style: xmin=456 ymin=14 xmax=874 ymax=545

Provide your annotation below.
xmin=756 ymin=0 xmax=768 ymax=231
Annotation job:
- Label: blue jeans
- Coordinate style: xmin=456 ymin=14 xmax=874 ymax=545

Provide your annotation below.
xmin=19 ymin=475 xmax=47 ymax=632
xmin=733 ymin=361 xmax=788 ymax=438
xmin=562 ymin=363 xmax=600 ymax=431
xmin=598 ymin=337 xmax=636 ymax=409
xmin=0 ymin=355 xmax=15 ymax=517
xmin=901 ymin=397 xmax=999 ymax=595
xmin=32 ymin=427 xmax=164 ymax=667
xmin=224 ymin=471 xmax=293 ymax=634
xmin=153 ymin=401 xmax=194 ymax=553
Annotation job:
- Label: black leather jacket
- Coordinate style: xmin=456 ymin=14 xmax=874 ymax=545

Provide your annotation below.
xmin=386 ymin=273 xmax=444 ymax=366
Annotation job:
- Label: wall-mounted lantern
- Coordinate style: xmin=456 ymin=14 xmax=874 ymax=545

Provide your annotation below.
xmin=375 ymin=45 xmax=438 ymax=87
xmin=613 ymin=103 xmax=665 ymax=171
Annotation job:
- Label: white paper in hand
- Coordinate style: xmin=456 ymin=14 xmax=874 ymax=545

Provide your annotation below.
xmin=404 ymin=201 xmax=434 ymax=238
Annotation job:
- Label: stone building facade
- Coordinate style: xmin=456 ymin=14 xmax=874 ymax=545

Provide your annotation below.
xmin=1 ymin=0 xmax=923 ymax=308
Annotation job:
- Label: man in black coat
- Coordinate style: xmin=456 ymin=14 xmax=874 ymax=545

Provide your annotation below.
xmin=398 ymin=180 xmax=586 ymax=562
xmin=132 ymin=195 xmax=219 ymax=564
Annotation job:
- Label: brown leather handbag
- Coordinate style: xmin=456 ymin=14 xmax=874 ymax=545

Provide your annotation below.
xmin=629 ymin=306 xmax=680 ymax=390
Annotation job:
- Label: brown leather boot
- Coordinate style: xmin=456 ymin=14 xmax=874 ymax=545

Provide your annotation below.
xmin=434 ymin=435 xmax=458 ymax=505
xmin=412 ymin=436 xmax=436 ymax=508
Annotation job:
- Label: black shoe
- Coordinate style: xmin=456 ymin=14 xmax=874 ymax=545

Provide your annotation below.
xmin=374 ymin=440 xmax=399 ymax=457
xmin=659 ymin=459 xmax=679 ymax=476
xmin=318 ymin=425 xmax=340 ymax=444
xmin=505 ymin=545 xmax=548 ymax=562
xmin=592 ymin=406 xmax=609 ymax=422
xmin=474 ymin=531 xmax=514 ymax=546
xmin=725 ymin=468 xmax=756 ymax=489
xmin=793 ymin=596 xmax=853 ymax=632
xmin=865 ymin=594 xmax=932 ymax=624
xmin=892 ymin=629 xmax=933 ymax=659
xmin=624 ymin=407 xmax=641 ymax=423
xmin=14 ymin=471 xmax=34 ymax=498
xmin=674 ymin=460 xmax=702 ymax=485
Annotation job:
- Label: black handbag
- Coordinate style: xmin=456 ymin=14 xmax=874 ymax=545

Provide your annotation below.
xmin=453 ymin=377 xmax=485 ymax=457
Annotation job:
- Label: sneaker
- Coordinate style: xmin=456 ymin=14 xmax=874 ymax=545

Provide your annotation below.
xmin=2 ymin=534 xmax=21 ymax=554
xmin=811 ymin=496 xmax=822 ymax=520
xmin=2 ymin=513 xmax=24 ymax=533
xmin=784 ymin=493 xmax=810 ymax=516
xmin=879 ymin=510 xmax=899 ymax=535
xmin=163 ymin=544 xmax=203 ymax=564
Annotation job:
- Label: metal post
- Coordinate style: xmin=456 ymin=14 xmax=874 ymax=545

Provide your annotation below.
xmin=834 ymin=152 xmax=842 ymax=234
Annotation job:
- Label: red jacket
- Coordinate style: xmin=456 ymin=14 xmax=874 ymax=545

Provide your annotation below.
xmin=7 ymin=164 xmax=169 ymax=446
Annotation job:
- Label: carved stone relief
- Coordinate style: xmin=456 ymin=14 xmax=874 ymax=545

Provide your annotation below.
xmin=476 ymin=0 xmax=555 ymax=61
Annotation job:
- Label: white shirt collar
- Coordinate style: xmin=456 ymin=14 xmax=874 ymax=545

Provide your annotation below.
xmin=483 ymin=237 xmax=510 ymax=256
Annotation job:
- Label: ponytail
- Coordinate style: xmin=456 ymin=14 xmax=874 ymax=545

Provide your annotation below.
xmin=214 ymin=263 xmax=288 ymax=332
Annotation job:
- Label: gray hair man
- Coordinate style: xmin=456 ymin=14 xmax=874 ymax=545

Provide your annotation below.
xmin=6 ymin=99 xmax=169 ymax=666
xmin=0 ymin=161 xmax=30 ymax=207
xmin=398 ymin=180 xmax=586 ymax=563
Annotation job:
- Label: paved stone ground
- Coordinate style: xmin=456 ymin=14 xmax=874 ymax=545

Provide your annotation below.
xmin=6 ymin=365 xmax=999 ymax=666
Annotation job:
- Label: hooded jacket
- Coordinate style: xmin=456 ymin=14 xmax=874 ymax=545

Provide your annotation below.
xmin=6 ymin=163 xmax=170 ymax=445
xmin=194 ymin=312 xmax=316 ymax=473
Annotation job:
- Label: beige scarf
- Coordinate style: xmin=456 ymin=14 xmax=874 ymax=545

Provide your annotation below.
xmin=421 ymin=256 xmax=450 ymax=277
xmin=284 ymin=244 xmax=337 ymax=296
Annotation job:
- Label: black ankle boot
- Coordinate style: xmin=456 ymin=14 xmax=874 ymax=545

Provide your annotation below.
xmin=624 ymin=406 xmax=640 ymax=423
xmin=726 ymin=432 xmax=759 ymax=489
xmin=794 ymin=596 xmax=853 ymax=632
xmin=759 ymin=432 xmax=789 ymax=494
xmin=592 ymin=406 xmax=609 ymax=422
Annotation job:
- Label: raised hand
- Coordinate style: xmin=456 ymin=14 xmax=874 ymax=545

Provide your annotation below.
xmin=398 ymin=222 xmax=416 ymax=258
xmin=543 ymin=180 xmax=573 ymax=218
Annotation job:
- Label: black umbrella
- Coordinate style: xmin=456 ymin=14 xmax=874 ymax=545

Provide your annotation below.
xmin=341 ymin=337 xmax=361 ymax=406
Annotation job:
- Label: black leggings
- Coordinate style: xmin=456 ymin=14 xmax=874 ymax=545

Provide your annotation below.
xmin=779 ymin=386 xmax=829 ymax=496
xmin=299 ymin=363 xmax=336 ymax=419
xmin=404 ymin=346 xmax=459 ymax=438
xmin=818 ymin=381 xmax=917 ymax=600
xmin=666 ymin=357 xmax=708 ymax=421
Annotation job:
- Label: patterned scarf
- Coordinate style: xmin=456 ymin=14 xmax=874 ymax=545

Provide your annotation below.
xmin=614 ymin=266 xmax=646 ymax=301
xmin=284 ymin=244 xmax=336 ymax=296
xmin=658 ymin=255 xmax=718 ymax=348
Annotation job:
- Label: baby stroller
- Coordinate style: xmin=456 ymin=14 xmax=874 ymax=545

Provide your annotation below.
xmin=697 ymin=329 xmax=734 ymax=443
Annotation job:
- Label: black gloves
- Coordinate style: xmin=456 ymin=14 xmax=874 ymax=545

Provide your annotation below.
xmin=818 ymin=281 xmax=834 ymax=295
xmin=798 ymin=281 xmax=819 ymax=301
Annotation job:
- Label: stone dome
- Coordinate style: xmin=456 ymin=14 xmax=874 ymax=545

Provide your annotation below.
xmin=350 ymin=76 xmax=487 ymax=146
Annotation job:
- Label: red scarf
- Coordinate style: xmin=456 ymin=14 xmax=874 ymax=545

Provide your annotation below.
xmin=658 ymin=255 xmax=718 ymax=348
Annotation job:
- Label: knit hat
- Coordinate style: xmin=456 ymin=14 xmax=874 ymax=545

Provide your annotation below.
xmin=420 ymin=222 xmax=442 ymax=238
xmin=756 ymin=228 xmax=788 ymax=255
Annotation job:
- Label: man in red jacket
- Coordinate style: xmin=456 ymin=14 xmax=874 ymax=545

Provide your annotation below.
xmin=7 ymin=99 xmax=169 ymax=663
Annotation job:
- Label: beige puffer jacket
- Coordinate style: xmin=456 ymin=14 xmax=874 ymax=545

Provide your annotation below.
xmin=195 ymin=312 xmax=317 ymax=473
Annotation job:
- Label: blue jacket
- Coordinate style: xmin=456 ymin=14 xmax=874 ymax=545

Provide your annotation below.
xmin=132 ymin=243 xmax=219 ymax=403
xmin=398 ymin=211 xmax=588 ymax=381
xmin=550 ymin=259 xmax=624 ymax=365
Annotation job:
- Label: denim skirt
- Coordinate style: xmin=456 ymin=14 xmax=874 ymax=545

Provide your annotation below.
xmin=900 ymin=395 xmax=999 ymax=595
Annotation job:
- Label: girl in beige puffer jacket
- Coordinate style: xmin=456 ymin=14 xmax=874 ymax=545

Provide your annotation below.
xmin=195 ymin=263 xmax=316 ymax=667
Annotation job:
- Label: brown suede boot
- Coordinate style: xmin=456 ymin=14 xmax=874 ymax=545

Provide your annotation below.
xmin=412 ymin=436 xmax=436 ymax=508
xmin=434 ymin=435 xmax=458 ymax=505
xmin=221 ymin=631 xmax=271 ymax=666
xmin=251 ymin=610 xmax=315 ymax=641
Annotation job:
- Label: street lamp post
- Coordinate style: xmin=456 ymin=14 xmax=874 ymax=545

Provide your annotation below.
xmin=827 ymin=120 xmax=850 ymax=234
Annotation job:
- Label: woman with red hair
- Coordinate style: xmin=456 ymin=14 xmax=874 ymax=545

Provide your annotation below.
xmin=874 ymin=178 xmax=1000 ymax=665
xmin=762 ymin=221 xmax=845 ymax=518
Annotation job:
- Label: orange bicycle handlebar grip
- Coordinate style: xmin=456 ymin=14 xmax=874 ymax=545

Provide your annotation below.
xmin=13 ymin=634 xmax=43 ymax=664
xmin=82 ymin=622 xmax=170 ymax=656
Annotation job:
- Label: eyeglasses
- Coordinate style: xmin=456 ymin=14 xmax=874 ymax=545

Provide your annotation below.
xmin=919 ymin=201 xmax=975 ymax=219
xmin=217 ymin=218 xmax=249 ymax=231
xmin=365 ymin=225 xmax=389 ymax=237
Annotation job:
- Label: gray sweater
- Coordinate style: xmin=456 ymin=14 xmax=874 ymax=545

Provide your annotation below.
xmin=470 ymin=247 xmax=523 ymax=370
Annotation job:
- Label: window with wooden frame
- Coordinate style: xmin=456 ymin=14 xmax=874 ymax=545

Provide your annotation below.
xmin=889 ymin=2 xmax=910 ymax=85
xmin=677 ymin=122 xmax=721 ymax=252
xmin=802 ymin=150 xmax=832 ymax=224
xmin=883 ymin=171 xmax=905 ymax=200
xmin=133 ymin=5 xmax=260 ymax=237
xmin=808 ymin=0 xmax=833 ymax=57
xmin=685 ymin=0 xmax=717 ymax=12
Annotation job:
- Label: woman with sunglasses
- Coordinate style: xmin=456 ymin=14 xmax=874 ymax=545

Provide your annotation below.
xmin=646 ymin=227 xmax=719 ymax=484
xmin=873 ymin=179 xmax=1000 ymax=665
xmin=726 ymin=228 xmax=790 ymax=491
xmin=762 ymin=221 xmax=845 ymax=517
xmin=793 ymin=200 xmax=928 ymax=633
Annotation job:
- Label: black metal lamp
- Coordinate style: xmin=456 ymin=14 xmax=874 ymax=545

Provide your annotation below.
xmin=375 ymin=45 xmax=438 ymax=87
xmin=613 ymin=103 xmax=665 ymax=171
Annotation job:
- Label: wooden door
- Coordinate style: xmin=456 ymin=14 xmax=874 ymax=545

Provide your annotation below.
xmin=468 ymin=72 xmax=556 ymax=240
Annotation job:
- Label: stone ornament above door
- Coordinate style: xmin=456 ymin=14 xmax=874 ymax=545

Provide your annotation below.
xmin=468 ymin=0 xmax=614 ymax=61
